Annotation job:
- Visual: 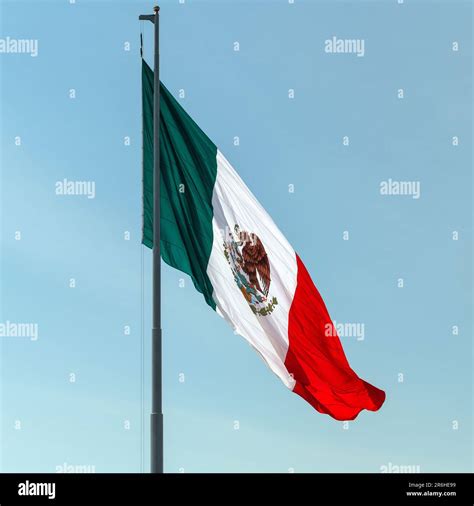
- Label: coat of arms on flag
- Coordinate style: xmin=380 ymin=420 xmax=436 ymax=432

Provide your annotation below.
xmin=223 ymin=225 xmax=279 ymax=317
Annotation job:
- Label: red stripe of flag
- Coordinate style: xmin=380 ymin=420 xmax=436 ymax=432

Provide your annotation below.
xmin=285 ymin=255 xmax=386 ymax=421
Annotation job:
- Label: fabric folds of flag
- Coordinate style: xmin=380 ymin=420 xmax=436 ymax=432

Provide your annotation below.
xmin=142 ymin=59 xmax=385 ymax=421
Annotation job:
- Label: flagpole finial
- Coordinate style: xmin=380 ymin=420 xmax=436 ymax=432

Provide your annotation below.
xmin=154 ymin=5 xmax=160 ymax=13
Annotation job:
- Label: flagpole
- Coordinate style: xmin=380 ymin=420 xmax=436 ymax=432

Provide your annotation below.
xmin=139 ymin=4 xmax=163 ymax=474
xmin=150 ymin=3 xmax=163 ymax=475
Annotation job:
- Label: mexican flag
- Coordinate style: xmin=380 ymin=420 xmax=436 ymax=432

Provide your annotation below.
xmin=142 ymin=60 xmax=385 ymax=421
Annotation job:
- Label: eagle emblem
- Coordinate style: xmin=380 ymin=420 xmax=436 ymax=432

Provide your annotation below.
xmin=223 ymin=225 xmax=278 ymax=316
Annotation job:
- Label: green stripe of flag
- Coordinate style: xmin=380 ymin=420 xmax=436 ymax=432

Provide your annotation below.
xmin=142 ymin=59 xmax=217 ymax=309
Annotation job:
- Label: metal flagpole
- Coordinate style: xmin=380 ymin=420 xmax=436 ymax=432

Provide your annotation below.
xmin=139 ymin=5 xmax=163 ymax=474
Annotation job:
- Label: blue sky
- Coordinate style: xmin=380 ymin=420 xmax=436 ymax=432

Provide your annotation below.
xmin=0 ymin=0 xmax=472 ymax=473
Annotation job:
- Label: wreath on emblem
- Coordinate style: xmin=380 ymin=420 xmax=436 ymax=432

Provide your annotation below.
xmin=223 ymin=225 xmax=278 ymax=317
